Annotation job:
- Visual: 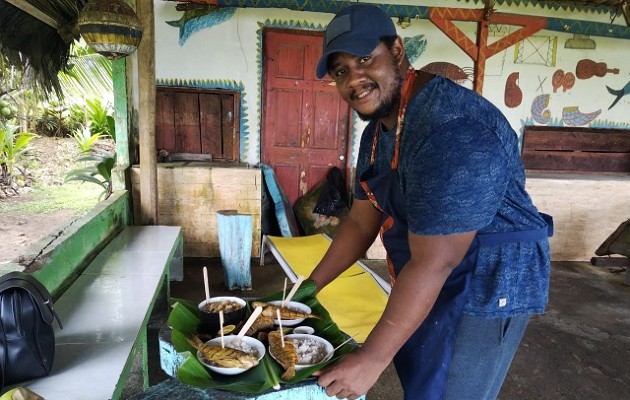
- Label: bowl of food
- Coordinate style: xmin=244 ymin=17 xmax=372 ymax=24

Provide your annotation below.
xmin=293 ymin=326 xmax=315 ymax=335
xmin=196 ymin=336 xmax=266 ymax=375
xmin=265 ymin=300 xmax=316 ymax=327
xmin=269 ymin=333 xmax=334 ymax=374
xmin=198 ymin=296 xmax=246 ymax=334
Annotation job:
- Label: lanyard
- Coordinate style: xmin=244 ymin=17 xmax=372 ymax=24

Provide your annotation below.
xmin=369 ymin=66 xmax=418 ymax=170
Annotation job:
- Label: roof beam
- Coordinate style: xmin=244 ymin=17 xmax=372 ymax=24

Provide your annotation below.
xmin=5 ymin=0 xmax=59 ymax=29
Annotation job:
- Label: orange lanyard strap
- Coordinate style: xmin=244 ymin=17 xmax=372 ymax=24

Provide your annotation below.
xmin=369 ymin=67 xmax=418 ymax=169
xmin=391 ymin=67 xmax=418 ymax=170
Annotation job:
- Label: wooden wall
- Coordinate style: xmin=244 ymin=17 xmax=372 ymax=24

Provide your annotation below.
xmin=131 ymin=164 xmax=261 ymax=258
xmin=365 ymin=173 xmax=630 ymax=262
xmin=129 ymin=164 xmax=629 ymax=262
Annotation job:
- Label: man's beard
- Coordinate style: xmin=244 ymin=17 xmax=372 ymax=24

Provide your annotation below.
xmin=356 ymin=64 xmax=404 ymax=122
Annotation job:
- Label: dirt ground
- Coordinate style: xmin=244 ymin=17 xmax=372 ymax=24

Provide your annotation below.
xmin=4 ymin=139 xmax=630 ymax=400
xmin=0 ymin=206 xmax=79 ymax=264
xmin=0 ymin=137 xmax=91 ymax=265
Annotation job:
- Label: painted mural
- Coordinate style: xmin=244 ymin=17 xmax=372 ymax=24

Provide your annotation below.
xmin=167 ymin=7 xmax=236 ymax=45
xmin=153 ymin=0 xmax=630 ymax=165
xmin=606 ymin=81 xmax=630 ymax=110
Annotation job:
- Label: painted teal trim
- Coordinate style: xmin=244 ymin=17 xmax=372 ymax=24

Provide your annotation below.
xmin=214 ymin=0 xmax=618 ymax=15
xmin=481 ymin=0 xmax=618 ymax=15
xmin=215 ymin=0 xmax=414 ymax=14
xmin=546 ymin=19 xmax=629 ymax=39
xmin=211 ymin=0 xmax=630 ymax=40
xmin=156 ymin=79 xmax=250 ymax=162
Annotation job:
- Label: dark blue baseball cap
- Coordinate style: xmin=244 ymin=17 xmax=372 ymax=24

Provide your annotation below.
xmin=316 ymin=4 xmax=397 ymax=79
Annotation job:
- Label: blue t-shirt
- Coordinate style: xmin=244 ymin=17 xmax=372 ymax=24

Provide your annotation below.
xmin=354 ymin=75 xmax=551 ymax=318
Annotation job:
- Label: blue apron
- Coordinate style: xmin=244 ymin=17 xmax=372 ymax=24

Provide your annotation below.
xmin=359 ymin=69 xmax=553 ymax=400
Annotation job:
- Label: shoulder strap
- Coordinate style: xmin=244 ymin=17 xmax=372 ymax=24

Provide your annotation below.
xmin=0 ymin=271 xmax=63 ymax=329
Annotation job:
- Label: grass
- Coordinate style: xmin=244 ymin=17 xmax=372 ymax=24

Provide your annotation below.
xmin=0 ymin=182 xmax=102 ymax=214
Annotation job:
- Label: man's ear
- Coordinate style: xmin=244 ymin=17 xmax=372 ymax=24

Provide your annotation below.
xmin=391 ymin=36 xmax=406 ymax=65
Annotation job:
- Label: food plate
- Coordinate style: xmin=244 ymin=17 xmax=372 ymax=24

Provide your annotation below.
xmin=198 ymin=296 xmax=246 ymax=333
xmin=269 ymin=333 xmax=334 ymax=371
xmin=197 ymin=336 xmax=266 ymax=376
xmin=293 ymin=326 xmax=315 ymax=335
xmin=268 ymin=300 xmax=312 ymax=327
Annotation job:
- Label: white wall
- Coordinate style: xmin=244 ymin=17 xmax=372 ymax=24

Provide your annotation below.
xmin=152 ymin=0 xmax=630 ymax=260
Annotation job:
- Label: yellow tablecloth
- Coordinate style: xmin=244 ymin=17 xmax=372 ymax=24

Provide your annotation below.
xmin=264 ymin=235 xmax=389 ymax=343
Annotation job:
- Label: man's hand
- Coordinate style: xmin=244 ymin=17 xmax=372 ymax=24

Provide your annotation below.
xmin=312 ymin=348 xmax=389 ymax=399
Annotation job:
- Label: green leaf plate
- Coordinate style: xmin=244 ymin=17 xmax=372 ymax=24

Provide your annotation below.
xmin=167 ymin=279 xmax=358 ymax=393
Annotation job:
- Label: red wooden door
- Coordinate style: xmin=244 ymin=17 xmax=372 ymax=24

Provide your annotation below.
xmin=262 ymin=30 xmax=350 ymax=206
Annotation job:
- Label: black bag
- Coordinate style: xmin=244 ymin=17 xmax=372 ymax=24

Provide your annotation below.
xmin=0 ymin=271 xmax=62 ymax=390
xmin=313 ymin=167 xmax=349 ymax=217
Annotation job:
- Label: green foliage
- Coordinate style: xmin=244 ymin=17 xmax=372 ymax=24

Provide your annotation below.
xmin=72 ymin=123 xmax=104 ymax=153
xmin=1 ymin=53 xmax=46 ymax=132
xmin=0 ymin=182 xmax=101 ymax=214
xmin=35 ymin=102 xmax=78 ymax=137
xmin=86 ymin=98 xmax=108 ymax=132
xmin=107 ymin=115 xmax=116 ymax=142
xmin=58 ymin=41 xmax=113 ymax=103
xmin=68 ymin=103 xmax=87 ymax=130
xmin=0 ymin=97 xmax=18 ymax=121
xmin=0 ymin=120 xmax=37 ymax=186
xmin=67 ymin=97 xmax=115 ymax=154
xmin=85 ymin=98 xmax=115 ymax=141
xmin=65 ymin=147 xmax=116 ymax=200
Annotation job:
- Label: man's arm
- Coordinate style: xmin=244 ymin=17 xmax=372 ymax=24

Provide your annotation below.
xmin=315 ymin=230 xmax=476 ymax=399
xmin=308 ymin=198 xmax=382 ymax=291
xmin=360 ymin=230 xmax=476 ymax=363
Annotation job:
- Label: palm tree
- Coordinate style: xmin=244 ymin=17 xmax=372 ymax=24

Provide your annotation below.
xmin=58 ymin=41 xmax=113 ymax=104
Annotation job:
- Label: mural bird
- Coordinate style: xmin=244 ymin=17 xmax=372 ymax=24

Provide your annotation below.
xmin=605 ymin=80 xmax=630 ymax=110
xmin=167 ymin=7 xmax=236 ymax=45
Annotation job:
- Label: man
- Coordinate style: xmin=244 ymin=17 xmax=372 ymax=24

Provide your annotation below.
xmin=308 ymin=4 xmax=552 ymax=400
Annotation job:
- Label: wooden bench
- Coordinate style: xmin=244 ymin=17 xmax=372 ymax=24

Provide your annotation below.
xmin=14 ymin=225 xmax=183 ymax=400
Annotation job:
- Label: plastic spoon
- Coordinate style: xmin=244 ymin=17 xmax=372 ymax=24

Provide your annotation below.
xmin=277 ymin=309 xmax=285 ymax=348
xmin=219 ymin=311 xmax=225 ymax=348
xmin=236 ymin=306 xmax=263 ymax=338
xmin=282 ymin=275 xmax=305 ymax=307
xmin=203 ymin=266 xmax=210 ymax=304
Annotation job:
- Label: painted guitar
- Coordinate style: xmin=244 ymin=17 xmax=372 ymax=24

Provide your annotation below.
xmin=576 ymin=59 xmax=619 ymax=79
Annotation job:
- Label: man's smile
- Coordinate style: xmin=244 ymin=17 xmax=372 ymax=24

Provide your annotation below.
xmin=352 ymin=83 xmax=377 ymax=102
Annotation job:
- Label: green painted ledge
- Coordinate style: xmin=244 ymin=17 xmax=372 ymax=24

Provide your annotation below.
xmin=1 ymin=190 xmax=132 ymax=300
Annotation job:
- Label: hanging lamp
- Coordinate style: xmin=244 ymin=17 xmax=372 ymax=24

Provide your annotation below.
xmin=78 ymin=0 xmax=143 ymax=59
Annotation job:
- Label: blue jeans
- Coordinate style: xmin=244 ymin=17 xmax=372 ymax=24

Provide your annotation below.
xmin=443 ymin=314 xmax=531 ymax=400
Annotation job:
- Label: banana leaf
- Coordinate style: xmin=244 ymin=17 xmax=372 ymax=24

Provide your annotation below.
xmin=167 ymin=279 xmax=358 ymax=393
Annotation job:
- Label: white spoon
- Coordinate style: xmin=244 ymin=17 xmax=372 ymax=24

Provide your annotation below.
xmin=219 ymin=311 xmax=225 ymax=348
xmin=203 ymin=266 xmax=210 ymax=304
xmin=282 ymin=275 xmax=304 ymax=307
xmin=236 ymin=306 xmax=263 ymax=338
xmin=277 ymin=309 xmax=285 ymax=348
